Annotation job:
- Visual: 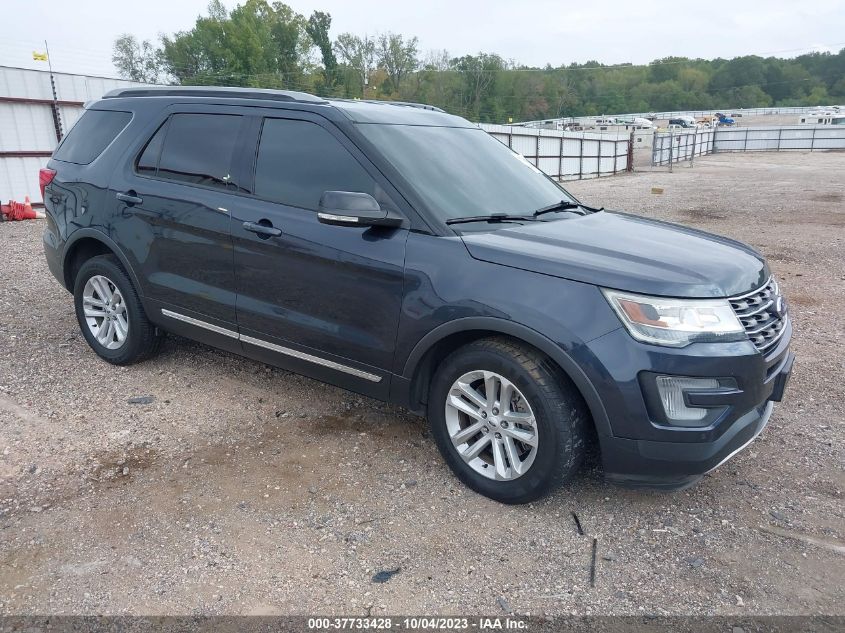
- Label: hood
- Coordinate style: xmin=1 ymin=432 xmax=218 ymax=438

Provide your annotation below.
xmin=460 ymin=211 xmax=769 ymax=298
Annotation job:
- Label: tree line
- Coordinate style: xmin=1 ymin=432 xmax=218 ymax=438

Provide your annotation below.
xmin=113 ymin=0 xmax=845 ymax=122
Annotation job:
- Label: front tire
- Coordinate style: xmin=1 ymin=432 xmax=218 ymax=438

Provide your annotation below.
xmin=428 ymin=337 xmax=587 ymax=504
xmin=73 ymin=255 xmax=162 ymax=365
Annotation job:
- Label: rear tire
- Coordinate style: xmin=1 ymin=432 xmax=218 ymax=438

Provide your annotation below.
xmin=428 ymin=337 xmax=587 ymax=504
xmin=73 ymin=255 xmax=162 ymax=365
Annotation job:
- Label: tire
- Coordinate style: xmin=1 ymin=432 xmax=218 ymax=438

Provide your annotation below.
xmin=73 ymin=255 xmax=162 ymax=365
xmin=428 ymin=337 xmax=587 ymax=504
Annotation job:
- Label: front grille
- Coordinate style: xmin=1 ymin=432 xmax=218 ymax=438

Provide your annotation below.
xmin=729 ymin=277 xmax=788 ymax=354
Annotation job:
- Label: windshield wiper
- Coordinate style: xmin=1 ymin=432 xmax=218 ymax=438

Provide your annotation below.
xmin=532 ymin=200 xmax=604 ymax=217
xmin=445 ymin=213 xmax=538 ymax=226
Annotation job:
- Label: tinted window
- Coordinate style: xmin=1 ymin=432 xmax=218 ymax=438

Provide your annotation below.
xmin=357 ymin=124 xmax=572 ymax=221
xmin=254 ymin=118 xmax=376 ymax=210
xmin=53 ymin=110 xmax=131 ymax=164
xmin=136 ymin=119 xmax=169 ymax=175
xmin=156 ymin=114 xmax=243 ymax=190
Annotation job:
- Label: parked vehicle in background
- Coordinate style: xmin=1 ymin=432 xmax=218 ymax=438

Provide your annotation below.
xmin=634 ymin=117 xmax=655 ymax=128
xmin=668 ymin=116 xmax=697 ymax=128
xmin=619 ymin=117 xmax=655 ymax=129
xmin=594 ymin=116 xmax=618 ymax=126
xmin=799 ymin=113 xmax=845 ymax=125
xmin=41 ymin=87 xmax=793 ymax=504
xmin=715 ymin=113 xmax=735 ymax=126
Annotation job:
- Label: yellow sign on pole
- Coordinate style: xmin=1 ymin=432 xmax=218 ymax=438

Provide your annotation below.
xmin=32 ymin=51 xmax=48 ymax=61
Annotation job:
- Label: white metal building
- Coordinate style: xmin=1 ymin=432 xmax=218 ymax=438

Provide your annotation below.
xmin=0 ymin=65 xmax=145 ymax=204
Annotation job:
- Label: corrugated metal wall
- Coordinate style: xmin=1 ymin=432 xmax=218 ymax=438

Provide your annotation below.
xmin=0 ymin=65 xmax=144 ymax=204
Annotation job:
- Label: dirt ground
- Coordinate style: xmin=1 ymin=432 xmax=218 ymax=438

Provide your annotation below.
xmin=0 ymin=151 xmax=843 ymax=617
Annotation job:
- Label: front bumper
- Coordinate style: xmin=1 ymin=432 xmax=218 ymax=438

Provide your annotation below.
xmin=579 ymin=322 xmax=793 ymax=490
xmin=602 ymin=400 xmax=774 ymax=489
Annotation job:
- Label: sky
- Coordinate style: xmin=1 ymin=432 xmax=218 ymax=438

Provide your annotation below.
xmin=1 ymin=0 xmax=844 ymax=78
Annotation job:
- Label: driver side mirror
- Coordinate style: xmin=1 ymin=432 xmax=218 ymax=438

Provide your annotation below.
xmin=317 ymin=191 xmax=402 ymax=228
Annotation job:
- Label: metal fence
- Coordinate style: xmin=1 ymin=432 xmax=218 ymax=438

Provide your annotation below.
xmin=713 ymin=126 xmax=845 ymax=152
xmin=652 ymin=125 xmax=845 ymax=167
xmin=479 ymin=124 xmax=632 ymax=180
xmin=651 ymin=129 xmax=715 ymax=167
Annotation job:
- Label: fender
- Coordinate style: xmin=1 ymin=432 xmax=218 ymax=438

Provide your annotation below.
xmin=62 ymin=228 xmax=145 ymax=297
xmin=399 ymin=316 xmax=613 ymax=438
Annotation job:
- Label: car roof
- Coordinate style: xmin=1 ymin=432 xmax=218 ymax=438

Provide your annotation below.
xmin=102 ymin=85 xmax=327 ymax=103
xmin=327 ymin=99 xmax=473 ymax=127
xmin=102 ymin=86 xmax=474 ymax=128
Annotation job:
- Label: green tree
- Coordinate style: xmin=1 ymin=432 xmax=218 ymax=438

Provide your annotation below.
xmin=648 ymin=56 xmax=689 ymax=83
xmin=709 ymin=56 xmax=767 ymax=98
xmin=306 ymin=11 xmax=338 ymax=95
xmin=114 ymin=4 xmax=845 ymax=123
xmin=453 ymin=53 xmax=505 ymax=121
xmin=334 ymin=33 xmax=376 ymax=97
xmin=376 ymin=33 xmax=419 ymax=96
xmin=158 ymin=0 xmax=311 ymax=89
xmin=112 ymin=34 xmax=162 ymax=83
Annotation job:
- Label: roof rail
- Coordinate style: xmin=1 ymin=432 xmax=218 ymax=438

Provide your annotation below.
xmin=350 ymin=99 xmax=445 ymax=112
xmin=102 ymin=85 xmax=327 ymax=104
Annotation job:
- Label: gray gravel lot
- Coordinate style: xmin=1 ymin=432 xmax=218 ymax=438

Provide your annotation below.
xmin=0 ymin=151 xmax=843 ymax=616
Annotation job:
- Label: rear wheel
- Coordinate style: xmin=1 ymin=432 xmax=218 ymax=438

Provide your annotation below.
xmin=428 ymin=337 xmax=587 ymax=504
xmin=73 ymin=255 xmax=162 ymax=365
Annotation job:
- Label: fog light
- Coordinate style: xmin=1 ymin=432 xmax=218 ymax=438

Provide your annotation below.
xmin=655 ymin=376 xmax=720 ymax=424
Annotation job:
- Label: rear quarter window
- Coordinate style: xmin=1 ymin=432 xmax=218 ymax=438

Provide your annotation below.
xmin=53 ymin=109 xmax=132 ymax=165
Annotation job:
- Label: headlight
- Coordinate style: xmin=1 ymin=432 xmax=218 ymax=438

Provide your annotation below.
xmin=602 ymin=289 xmax=745 ymax=347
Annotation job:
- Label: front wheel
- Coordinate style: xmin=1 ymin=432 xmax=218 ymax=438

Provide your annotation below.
xmin=428 ymin=337 xmax=588 ymax=504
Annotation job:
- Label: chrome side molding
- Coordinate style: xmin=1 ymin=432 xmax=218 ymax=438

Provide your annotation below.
xmin=161 ymin=309 xmax=239 ymax=339
xmin=161 ymin=309 xmax=382 ymax=383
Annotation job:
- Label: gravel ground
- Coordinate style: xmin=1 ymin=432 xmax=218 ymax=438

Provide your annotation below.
xmin=0 ymin=151 xmax=843 ymax=617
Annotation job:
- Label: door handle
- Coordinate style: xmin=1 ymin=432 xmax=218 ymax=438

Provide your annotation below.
xmin=243 ymin=221 xmax=282 ymax=237
xmin=116 ymin=191 xmax=143 ymax=205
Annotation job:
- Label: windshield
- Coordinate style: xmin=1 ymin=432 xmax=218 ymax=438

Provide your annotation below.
xmin=357 ymin=124 xmax=574 ymax=222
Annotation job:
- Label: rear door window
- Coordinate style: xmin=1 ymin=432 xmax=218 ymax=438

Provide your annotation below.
xmin=253 ymin=118 xmax=377 ymax=210
xmin=141 ymin=113 xmax=244 ymax=191
xmin=53 ymin=109 xmax=132 ymax=164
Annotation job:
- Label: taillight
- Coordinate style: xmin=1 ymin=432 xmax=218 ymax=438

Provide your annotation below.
xmin=39 ymin=168 xmax=57 ymax=199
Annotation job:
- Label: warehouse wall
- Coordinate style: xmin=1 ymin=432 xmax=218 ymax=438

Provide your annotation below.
xmin=0 ymin=66 xmax=145 ymax=204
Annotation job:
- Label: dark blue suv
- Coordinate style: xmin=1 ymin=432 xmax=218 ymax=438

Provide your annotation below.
xmin=41 ymin=87 xmax=793 ymax=503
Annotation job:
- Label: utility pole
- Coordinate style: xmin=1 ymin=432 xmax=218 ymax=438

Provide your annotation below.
xmin=45 ymin=40 xmax=63 ymax=142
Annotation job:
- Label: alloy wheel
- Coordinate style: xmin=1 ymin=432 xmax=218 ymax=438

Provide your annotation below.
xmin=82 ymin=275 xmax=129 ymax=350
xmin=444 ymin=370 xmax=538 ymax=480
